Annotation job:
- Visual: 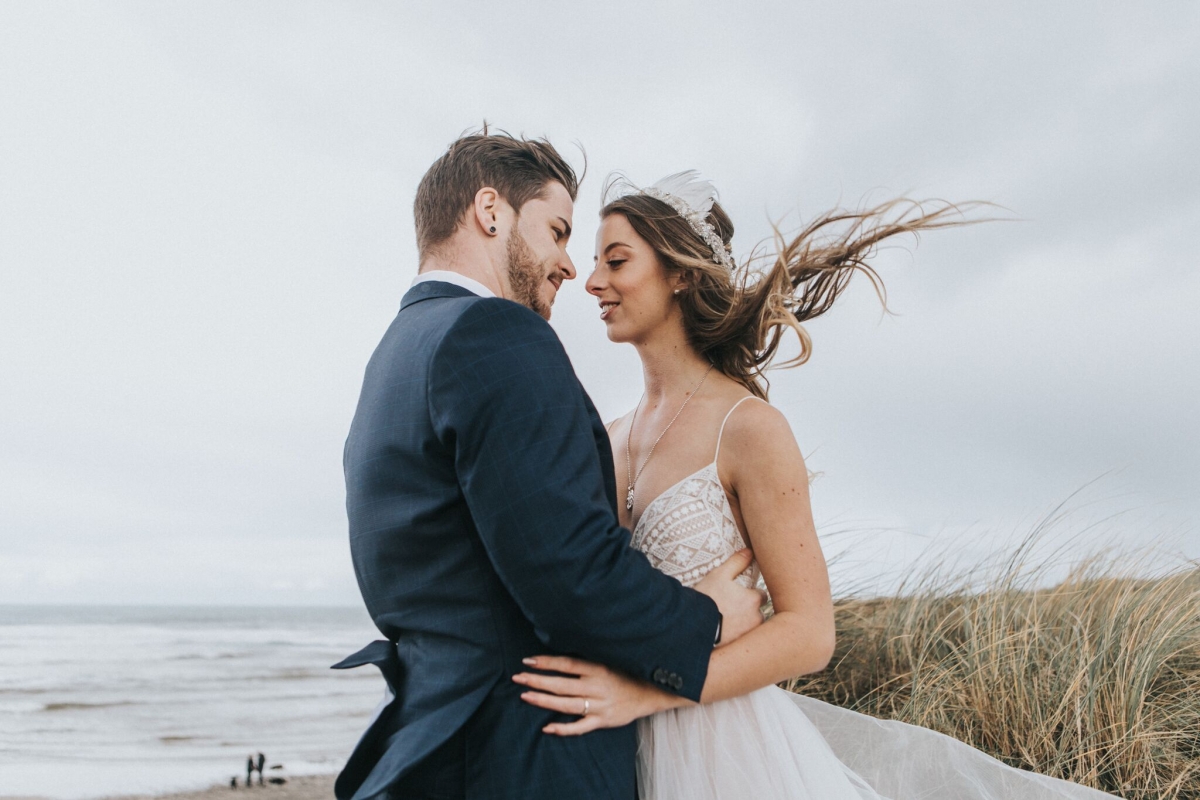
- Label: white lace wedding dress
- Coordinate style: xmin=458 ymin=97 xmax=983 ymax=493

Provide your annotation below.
xmin=629 ymin=397 xmax=1114 ymax=800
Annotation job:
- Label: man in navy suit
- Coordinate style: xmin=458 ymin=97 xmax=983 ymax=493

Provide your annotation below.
xmin=335 ymin=131 xmax=765 ymax=800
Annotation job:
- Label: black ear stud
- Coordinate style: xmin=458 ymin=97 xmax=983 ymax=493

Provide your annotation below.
xmin=489 ymin=226 xmax=496 ymax=233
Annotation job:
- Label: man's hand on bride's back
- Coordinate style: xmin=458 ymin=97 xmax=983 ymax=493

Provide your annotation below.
xmin=694 ymin=549 xmax=766 ymax=646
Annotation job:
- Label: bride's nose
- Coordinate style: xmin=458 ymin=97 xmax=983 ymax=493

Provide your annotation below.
xmin=585 ymin=265 xmax=604 ymax=295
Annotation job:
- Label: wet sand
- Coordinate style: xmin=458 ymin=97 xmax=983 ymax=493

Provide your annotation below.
xmin=6 ymin=774 xmax=338 ymax=800
xmin=113 ymin=776 xmax=336 ymax=800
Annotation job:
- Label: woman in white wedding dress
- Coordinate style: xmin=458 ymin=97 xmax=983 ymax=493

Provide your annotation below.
xmin=511 ymin=173 xmax=1115 ymax=799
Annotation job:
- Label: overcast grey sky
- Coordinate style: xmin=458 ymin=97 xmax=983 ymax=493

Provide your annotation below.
xmin=2 ymin=2 xmax=1197 ymax=605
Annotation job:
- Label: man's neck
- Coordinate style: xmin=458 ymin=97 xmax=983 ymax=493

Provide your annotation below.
xmin=419 ymin=239 xmax=507 ymax=298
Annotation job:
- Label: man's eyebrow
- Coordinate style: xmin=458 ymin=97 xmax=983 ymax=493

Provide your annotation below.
xmin=556 ymin=216 xmax=572 ymax=238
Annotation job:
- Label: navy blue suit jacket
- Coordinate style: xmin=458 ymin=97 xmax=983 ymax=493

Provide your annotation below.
xmin=334 ymin=281 xmax=721 ymax=800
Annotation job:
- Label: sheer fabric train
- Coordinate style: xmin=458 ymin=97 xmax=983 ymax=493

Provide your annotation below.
xmin=637 ymin=687 xmax=1112 ymax=799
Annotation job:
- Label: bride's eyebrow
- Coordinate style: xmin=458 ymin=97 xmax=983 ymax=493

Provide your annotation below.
xmin=602 ymin=241 xmax=630 ymax=254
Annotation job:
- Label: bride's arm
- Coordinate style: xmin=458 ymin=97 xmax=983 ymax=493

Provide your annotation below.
xmin=686 ymin=399 xmax=835 ymax=702
xmin=514 ymin=401 xmax=835 ymax=733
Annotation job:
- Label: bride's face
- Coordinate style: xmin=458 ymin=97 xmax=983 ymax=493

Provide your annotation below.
xmin=587 ymin=213 xmax=682 ymax=344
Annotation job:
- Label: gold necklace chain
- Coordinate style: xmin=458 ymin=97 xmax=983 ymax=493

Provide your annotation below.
xmin=625 ymin=365 xmax=715 ymax=512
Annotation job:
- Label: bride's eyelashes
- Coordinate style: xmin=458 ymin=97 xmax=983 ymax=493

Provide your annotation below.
xmin=606 ymin=259 xmax=626 ymax=269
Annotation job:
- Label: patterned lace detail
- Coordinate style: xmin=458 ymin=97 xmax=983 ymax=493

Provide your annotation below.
xmin=631 ymin=463 xmax=760 ymax=589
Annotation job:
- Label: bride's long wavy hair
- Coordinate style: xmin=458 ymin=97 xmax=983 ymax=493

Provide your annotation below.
xmin=600 ymin=182 xmax=984 ymax=400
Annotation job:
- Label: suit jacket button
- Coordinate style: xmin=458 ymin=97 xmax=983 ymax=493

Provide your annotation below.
xmin=671 ymin=675 xmax=683 ymax=690
xmin=653 ymin=668 xmax=666 ymax=683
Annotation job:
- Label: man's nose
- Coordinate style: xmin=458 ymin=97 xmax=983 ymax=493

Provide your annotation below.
xmin=560 ymin=254 xmax=577 ymax=281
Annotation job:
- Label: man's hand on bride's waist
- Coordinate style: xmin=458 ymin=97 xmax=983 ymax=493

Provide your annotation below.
xmin=693 ymin=549 xmax=767 ymax=646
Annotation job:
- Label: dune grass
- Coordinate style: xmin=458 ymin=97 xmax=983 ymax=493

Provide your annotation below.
xmin=783 ymin=539 xmax=1200 ymax=798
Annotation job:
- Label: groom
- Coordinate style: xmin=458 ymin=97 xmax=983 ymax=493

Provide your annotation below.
xmin=334 ymin=131 xmax=764 ymax=800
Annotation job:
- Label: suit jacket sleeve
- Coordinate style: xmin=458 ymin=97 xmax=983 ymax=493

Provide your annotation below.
xmin=428 ymin=298 xmax=720 ymax=701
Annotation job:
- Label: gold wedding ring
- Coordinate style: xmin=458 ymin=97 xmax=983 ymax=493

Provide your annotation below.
xmin=581 ymin=699 xmax=590 ymax=717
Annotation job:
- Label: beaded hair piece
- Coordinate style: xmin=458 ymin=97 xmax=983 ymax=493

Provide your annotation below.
xmin=625 ymin=171 xmax=736 ymax=271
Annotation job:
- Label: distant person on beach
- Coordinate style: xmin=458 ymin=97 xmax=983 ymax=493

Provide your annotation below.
xmin=245 ymin=756 xmax=253 ymax=788
xmin=334 ymin=129 xmax=766 ymax=800
xmin=255 ymin=753 xmax=265 ymax=786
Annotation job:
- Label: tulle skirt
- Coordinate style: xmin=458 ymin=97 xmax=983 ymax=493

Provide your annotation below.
xmin=636 ymin=685 xmax=1115 ymax=799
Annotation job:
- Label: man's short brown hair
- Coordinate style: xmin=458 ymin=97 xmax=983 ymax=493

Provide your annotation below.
xmin=414 ymin=129 xmax=580 ymax=256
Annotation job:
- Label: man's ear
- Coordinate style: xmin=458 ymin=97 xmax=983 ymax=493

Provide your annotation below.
xmin=473 ymin=187 xmax=501 ymax=236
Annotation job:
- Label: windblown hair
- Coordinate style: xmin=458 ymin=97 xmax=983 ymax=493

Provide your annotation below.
xmin=415 ymin=125 xmax=580 ymax=257
xmin=601 ymin=185 xmax=983 ymax=399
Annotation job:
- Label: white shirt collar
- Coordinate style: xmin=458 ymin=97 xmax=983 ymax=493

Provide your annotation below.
xmin=411 ymin=270 xmax=496 ymax=299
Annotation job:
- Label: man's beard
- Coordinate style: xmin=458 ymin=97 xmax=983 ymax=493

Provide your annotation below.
xmin=505 ymin=227 xmax=552 ymax=320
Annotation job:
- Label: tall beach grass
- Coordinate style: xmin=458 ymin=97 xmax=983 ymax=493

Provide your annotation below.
xmin=785 ymin=528 xmax=1200 ymax=798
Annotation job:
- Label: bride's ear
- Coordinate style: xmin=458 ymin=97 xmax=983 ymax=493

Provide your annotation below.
xmin=671 ymin=270 xmax=695 ymax=296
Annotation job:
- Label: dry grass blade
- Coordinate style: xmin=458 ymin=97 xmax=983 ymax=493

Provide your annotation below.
xmin=784 ymin=537 xmax=1200 ymax=798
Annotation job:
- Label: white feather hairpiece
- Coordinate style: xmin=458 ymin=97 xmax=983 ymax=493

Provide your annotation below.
xmin=626 ymin=170 xmax=735 ymax=271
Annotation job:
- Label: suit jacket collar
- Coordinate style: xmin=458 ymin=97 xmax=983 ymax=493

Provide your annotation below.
xmin=400 ymin=280 xmax=480 ymax=310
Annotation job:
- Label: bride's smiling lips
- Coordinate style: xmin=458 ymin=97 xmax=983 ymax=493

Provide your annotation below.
xmin=599 ymin=300 xmax=619 ymax=321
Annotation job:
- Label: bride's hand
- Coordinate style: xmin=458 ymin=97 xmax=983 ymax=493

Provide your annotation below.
xmin=513 ymin=655 xmax=684 ymax=736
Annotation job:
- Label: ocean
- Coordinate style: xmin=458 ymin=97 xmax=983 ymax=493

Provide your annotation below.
xmin=0 ymin=605 xmax=387 ymax=799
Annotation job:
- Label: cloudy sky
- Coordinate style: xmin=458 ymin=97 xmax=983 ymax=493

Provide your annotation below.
xmin=2 ymin=2 xmax=1197 ymax=605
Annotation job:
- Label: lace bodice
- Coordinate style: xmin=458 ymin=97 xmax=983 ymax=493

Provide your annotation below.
xmin=629 ymin=397 xmax=761 ymax=589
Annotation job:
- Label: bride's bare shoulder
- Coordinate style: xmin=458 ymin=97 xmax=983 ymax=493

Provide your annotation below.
xmin=718 ymin=397 xmax=804 ymax=479
xmin=728 ymin=396 xmax=795 ymax=440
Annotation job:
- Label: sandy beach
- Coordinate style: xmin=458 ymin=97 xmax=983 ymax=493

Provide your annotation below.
xmin=119 ymin=777 xmax=336 ymax=800
xmin=117 ymin=776 xmax=336 ymax=800
xmin=6 ymin=775 xmax=338 ymax=800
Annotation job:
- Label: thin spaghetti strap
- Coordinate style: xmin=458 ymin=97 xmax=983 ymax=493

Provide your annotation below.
xmin=714 ymin=396 xmax=759 ymax=463
xmin=605 ymin=410 xmax=631 ymax=438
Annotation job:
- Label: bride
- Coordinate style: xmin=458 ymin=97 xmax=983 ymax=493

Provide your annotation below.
xmin=511 ymin=172 xmax=1115 ymax=799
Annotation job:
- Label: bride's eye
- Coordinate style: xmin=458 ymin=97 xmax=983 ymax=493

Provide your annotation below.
xmin=607 ymin=259 xmax=626 ymax=269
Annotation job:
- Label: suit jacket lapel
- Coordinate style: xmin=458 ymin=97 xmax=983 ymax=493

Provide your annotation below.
xmin=582 ymin=392 xmax=620 ymax=517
